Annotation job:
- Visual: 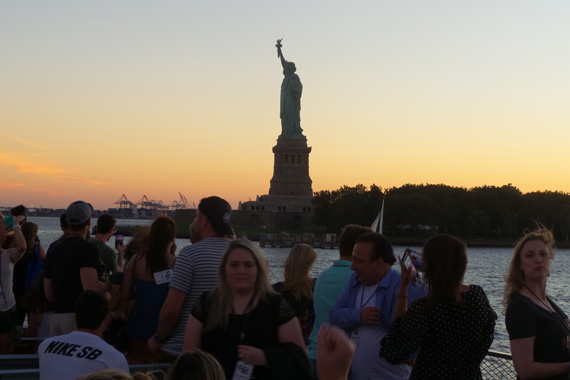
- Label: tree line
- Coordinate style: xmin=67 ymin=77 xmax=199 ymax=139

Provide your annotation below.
xmin=312 ymin=184 xmax=570 ymax=242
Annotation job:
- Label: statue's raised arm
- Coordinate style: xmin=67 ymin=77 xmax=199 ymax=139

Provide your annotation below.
xmin=276 ymin=39 xmax=287 ymax=69
xmin=275 ymin=39 xmax=304 ymax=139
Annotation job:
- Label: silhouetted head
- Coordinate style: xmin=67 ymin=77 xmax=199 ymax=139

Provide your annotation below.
xmin=283 ymin=61 xmax=296 ymax=74
xmin=422 ymin=234 xmax=467 ymax=303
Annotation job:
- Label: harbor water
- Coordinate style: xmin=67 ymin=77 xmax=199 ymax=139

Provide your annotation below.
xmin=29 ymin=216 xmax=570 ymax=354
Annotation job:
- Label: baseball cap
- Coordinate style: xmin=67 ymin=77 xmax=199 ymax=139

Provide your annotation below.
xmin=198 ymin=196 xmax=233 ymax=236
xmin=66 ymin=201 xmax=93 ymax=226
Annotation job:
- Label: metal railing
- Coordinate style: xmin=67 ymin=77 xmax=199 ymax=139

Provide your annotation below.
xmin=0 ymin=349 xmax=514 ymax=380
xmin=481 ymin=350 xmax=516 ymax=380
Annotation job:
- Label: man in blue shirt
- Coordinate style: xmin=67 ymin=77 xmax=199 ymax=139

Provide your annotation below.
xmin=330 ymin=233 xmax=426 ymax=380
xmin=307 ymin=225 xmax=373 ymax=364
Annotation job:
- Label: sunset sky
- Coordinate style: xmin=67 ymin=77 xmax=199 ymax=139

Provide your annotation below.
xmin=2 ymin=1 xmax=570 ymax=210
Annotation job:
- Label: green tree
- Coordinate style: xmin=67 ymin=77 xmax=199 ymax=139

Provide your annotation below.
xmin=312 ymin=184 xmax=383 ymax=232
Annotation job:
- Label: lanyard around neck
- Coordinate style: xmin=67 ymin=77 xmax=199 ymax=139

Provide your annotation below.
xmin=233 ymin=291 xmax=257 ymax=342
xmin=360 ymin=284 xmax=378 ymax=308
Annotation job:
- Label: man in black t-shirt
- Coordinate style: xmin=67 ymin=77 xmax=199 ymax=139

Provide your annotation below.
xmin=44 ymin=201 xmax=112 ymax=336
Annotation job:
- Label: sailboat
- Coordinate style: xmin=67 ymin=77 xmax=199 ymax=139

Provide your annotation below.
xmin=370 ymin=199 xmax=384 ymax=234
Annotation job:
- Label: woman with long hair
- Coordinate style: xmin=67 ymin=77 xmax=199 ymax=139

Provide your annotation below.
xmin=272 ymin=243 xmax=317 ymax=345
xmin=121 ymin=216 xmax=176 ymax=364
xmin=380 ymin=234 xmax=496 ymax=379
xmin=0 ymin=214 xmax=26 ymax=354
xmin=183 ymin=239 xmax=309 ymax=380
xmin=504 ymin=228 xmax=570 ymax=380
xmin=122 ymin=229 xmax=150 ymax=267
xmin=13 ymin=222 xmax=46 ymax=325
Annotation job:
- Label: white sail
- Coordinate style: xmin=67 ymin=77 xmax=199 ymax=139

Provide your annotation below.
xmin=371 ymin=199 xmax=384 ymax=234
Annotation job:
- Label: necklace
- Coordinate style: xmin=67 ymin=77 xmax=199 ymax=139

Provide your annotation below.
xmin=232 ymin=291 xmax=257 ymax=342
xmin=524 ymin=284 xmax=570 ymax=335
xmin=524 ymin=284 xmax=555 ymax=313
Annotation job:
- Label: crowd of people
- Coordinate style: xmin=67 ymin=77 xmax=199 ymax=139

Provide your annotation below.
xmin=1 ymin=198 xmax=570 ymax=380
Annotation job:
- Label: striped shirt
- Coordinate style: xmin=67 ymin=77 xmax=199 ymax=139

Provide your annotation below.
xmin=161 ymin=237 xmax=231 ymax=356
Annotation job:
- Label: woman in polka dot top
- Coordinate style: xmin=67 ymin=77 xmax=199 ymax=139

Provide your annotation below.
xmin=380 ymin=234 xmax=497 ymax=380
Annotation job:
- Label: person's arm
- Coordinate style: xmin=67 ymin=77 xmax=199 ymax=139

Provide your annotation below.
xmin=147 ymin=287 xmax=186 ymax=353
xmin=394 ymin=255 xmax=412 ymax=320
xmin=240 ymin=307 xmax=307 ymax=367
xmin=317 ymin=324 xmax=355 ymax=380
xmin=277 ymin=316 xmax=306 ymax=349
xmin=80 ymin=267 xmax=111 ymax=293
xmin=43 ymin=277 xmax=54 ymax=302
xmin=39 ymin=244 xmax=46 ymax=261
xmin=116 ymin=244 xmax=125 ymax=272
xmin=380 ymin=299 xmax=424 ymax=365
xmin=120 ymin=257 xmax=135 ymax=301
xmin=11 ymin=215 xmax=27 ymax=257
xmin=25 ymin=312 xmax=40 ymax=337
xmin=183 ymin=315 xmax=203 ymax=352
xmin=329 ymin=277 xmax=361 ymax=328
xmin=510 ymin=337 xmax=570 ymax=379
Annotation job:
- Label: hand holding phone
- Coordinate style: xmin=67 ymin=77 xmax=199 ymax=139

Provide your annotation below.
xmin=401 ymin=249 xmax=422 ymax=286
xmin=115 ymin=234 xmax=124 ymax=249
xmin=3 ymin=216 xmax=15 ymax=232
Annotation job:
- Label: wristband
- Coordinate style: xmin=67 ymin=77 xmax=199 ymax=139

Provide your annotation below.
xmin=153 ymin=333 xmax=167 ymax=344
xmin=13 ymin=225 xmax=21 ymax=229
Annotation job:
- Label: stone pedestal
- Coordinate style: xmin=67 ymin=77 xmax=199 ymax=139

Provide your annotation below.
xmin=240 ymin=136 xmax=314 ymax=215
xmin=269 ymin=137 xmax=313 ymax=197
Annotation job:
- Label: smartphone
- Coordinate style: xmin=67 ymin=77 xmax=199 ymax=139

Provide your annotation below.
xmin=403 ymin=249 xmax=423 ymax=271
xmin=115 ymin=234 xmax=124 ymax=249
xmin=402 ymin=249 xmax=422 ymax=285
xmin=3 ymin=216 xmax=15 ymax=232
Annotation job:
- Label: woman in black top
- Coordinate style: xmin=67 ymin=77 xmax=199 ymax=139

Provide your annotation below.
xmin=504 ymin=228 xmax=570 ymax=380
xmin=183 ymin=239 xmax=308 ymax=380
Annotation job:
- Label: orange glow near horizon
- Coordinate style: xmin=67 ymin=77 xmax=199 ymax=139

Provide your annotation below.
xmin=2 ymin=2 xmax=570 ymax=210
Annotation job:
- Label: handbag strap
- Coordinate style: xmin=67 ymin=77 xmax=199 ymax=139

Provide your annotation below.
xmin=35 ymin=243 xmax=41 ymax=262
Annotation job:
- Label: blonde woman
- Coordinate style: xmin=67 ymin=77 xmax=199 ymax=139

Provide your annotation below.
xmin=184 ymin=239 xmax=308 ymax=380
xmin=504 ymin=228 xmax=570 ymax=380
xmin=273 ymin=243 xmax=317 ymax=345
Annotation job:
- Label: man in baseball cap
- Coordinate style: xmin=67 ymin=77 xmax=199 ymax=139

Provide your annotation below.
xmin=44 ymin=200 xmax=111 ymax=336
xmin=191 ymin=196 xmax=234 ymax=242
xmin=65 ymin=201 xmax=93 ymax=227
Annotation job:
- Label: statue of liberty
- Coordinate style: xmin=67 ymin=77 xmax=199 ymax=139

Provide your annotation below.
xmin=276 ymin=39 xmax=304 ymax=139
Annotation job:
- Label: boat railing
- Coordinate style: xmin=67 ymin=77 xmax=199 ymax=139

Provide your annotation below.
xmin=481 ymin=350 xmax=516 ymax=379
xmin=0 ymin=349 xmax=514 ymax=380
xmin=0 ymin=362 xmax=170 ymax=380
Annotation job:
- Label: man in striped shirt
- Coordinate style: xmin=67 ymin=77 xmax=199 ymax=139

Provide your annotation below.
xmin=148 ymin=196 xmax=234 ymax=359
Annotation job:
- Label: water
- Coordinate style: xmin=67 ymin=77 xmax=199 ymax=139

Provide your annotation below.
xmin=29 ymin=217 xmax=570 ymax=354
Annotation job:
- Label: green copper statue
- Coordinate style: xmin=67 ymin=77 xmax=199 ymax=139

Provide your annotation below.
xmin=276 ymin=39 xmax=304 ymax=139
